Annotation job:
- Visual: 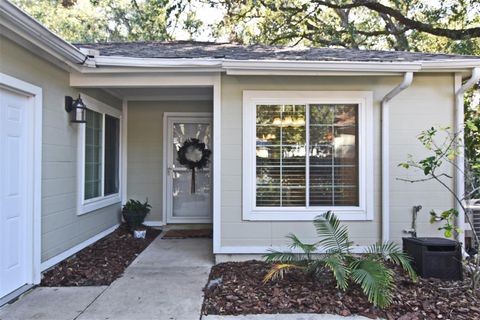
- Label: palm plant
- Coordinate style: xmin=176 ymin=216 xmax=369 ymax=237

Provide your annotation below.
xmin=264 ymin=211 xmax=417 ymax=308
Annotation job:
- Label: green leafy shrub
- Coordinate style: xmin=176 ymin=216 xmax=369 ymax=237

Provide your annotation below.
xmin=122 ymin=199 xmax=151 ymax=232
xmin=263 ymin=211 xmax=416 ymax=308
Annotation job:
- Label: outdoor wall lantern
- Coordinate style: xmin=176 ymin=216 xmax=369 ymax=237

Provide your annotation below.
xmin=65 ymin=95 xmax=87 ymax=123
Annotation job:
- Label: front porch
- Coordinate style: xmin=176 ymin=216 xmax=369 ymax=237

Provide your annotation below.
xmin=77 ymin=80 xmax=220 ymax=229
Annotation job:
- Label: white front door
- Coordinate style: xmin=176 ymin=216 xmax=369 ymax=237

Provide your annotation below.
xmin=165 ymin=114 xmax=212 ymax=224
xmin=0 ymin=88 xmax=33 ymax=298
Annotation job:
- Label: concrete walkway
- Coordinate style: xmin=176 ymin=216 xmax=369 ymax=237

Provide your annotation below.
xmin=77 ymin=238 xmax=213 ymax=320
xmin=0 ymin=237 xmax=213 ymax=320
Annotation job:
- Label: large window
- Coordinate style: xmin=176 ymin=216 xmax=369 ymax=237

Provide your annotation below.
xmin=243 ymin=91 xmax=373 ymax=221
xmin=78 ymin=96 xmax=121 ymax=215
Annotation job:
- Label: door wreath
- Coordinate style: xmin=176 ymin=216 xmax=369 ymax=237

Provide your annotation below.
xmin=177 ymin=138 xmax=211 ymax=193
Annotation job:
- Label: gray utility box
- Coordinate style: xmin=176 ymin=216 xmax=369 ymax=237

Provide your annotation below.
xmin=402 ymin=237 xmax=463 ymax=281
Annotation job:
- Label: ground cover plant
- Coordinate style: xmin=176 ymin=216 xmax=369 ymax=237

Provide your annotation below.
xmin=263 ymin=212 xmax=416 ymax=308
xmin=41 ymin=224 xmax=161 ymax=286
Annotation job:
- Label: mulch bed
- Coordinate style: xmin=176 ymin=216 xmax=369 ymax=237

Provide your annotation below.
xmin=162 ymin=228 xmax=212 ymax=239
xmin=41 ymin=224 xmax=161 ymax=286
xmin=202 ymin=261 xmax=480 ymax=320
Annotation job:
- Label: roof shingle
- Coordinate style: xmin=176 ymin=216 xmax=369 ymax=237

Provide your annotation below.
xmin=75 ymin=41 xmax=480 ymax=62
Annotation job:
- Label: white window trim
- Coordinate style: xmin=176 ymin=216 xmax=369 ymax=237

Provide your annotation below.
xmin=77 ymin=94 xmax=122 ymax=215
xmin=242 ymin=90 xmax=374 ymax=221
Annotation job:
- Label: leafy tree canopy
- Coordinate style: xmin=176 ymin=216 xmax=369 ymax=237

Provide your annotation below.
xmin=208 ymin=0 xmax=480 ymax=55
xmin=13 ymin=0 xmax=480 ymax=55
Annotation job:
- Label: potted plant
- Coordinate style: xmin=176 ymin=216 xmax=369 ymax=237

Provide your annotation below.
xmin=122 ymin=199 xmax=151 ymax=237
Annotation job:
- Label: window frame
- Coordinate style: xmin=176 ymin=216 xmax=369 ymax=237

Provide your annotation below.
xmin=242 ymin=91 xmax=374 ymax=221
xmin=77 ymin=94 xmax=122 ymax=215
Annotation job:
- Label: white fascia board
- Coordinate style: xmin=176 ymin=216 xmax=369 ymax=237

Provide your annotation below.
xmin=0 ymin=0 xmax=88 ymax=67
xmin=222 ymin=59 xmax=422 ymax=73
xmin=70 ymin=71 xmax=220 ymax=87
xmin=94 ymin=56 xmax=223 ymax=68
xmin=78 ymin=66 xmax=223 ymax=74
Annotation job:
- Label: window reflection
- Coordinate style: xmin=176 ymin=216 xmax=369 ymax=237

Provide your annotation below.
xmin=255 ymin=103 xmax=359 ymax=208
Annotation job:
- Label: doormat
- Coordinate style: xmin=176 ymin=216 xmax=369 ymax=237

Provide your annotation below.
xmin=162 ymin=229 xmax=212 ymax=239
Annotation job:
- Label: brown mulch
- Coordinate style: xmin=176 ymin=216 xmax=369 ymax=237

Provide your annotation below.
xmin=202 ymin=260 xmax=480 ymax=320
xmin=41 ymin=224 xmax=161 ymax=286
xmin=162 ymin=228 xmax=212 ymax=239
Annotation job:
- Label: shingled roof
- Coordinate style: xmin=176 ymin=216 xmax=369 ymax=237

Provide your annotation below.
xmin=76 ymin=41 xmax=480 ymax=62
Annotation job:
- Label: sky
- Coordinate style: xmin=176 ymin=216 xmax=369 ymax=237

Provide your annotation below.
xmin=169 ymin=1 xmax=227 ymax=41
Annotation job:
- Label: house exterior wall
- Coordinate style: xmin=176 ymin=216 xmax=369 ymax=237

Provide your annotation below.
xmin=0 ymin=36 xmax=122 ymax=262
xmin=219 ymin=73 xmax=456 ymax=253
xmin=127 ymin=100 xmax=213 ymax=223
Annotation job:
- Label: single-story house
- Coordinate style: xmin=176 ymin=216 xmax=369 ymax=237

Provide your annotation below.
xmin=1 ymin=0 xmax=479 ymax=304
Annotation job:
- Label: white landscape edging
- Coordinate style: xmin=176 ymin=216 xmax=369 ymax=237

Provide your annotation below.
xmin=40 ymin=224 xmax=120 ymax=272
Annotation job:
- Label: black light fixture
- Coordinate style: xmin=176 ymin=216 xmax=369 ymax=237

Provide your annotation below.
xmin=65 ymin=95 xmax=87 ymax=123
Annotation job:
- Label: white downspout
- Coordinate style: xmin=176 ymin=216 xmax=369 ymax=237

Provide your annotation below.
xmin=381 ymin=72 xmax=414 ymax=242
xmin=454 ymin=67 xmax=480 ymax=245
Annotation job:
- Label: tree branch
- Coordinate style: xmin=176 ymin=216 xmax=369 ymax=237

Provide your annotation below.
xmin=313 ymin=0 xmax=480 ymax=39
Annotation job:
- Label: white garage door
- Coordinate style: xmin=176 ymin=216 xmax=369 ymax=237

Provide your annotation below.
xmin=0 ymin=87 xmax=33 ymax=299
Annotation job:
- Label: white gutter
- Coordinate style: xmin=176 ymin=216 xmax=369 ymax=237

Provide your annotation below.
xmin=88 ymin=56 xmax=479 ymax=74
xmin=381 ymin=72 xmax=414 ymax=242
xmin=422 ymin=59 xmax=480 ymax=71
xmin=455 ymin=67 xmax=480 ymax=244
xmin=223 ymin=60 xmax=422 ymax=73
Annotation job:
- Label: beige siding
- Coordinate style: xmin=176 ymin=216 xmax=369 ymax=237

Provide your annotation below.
xmin=388 ymin=74 xmax=455 ymax=242
xmin=220 ymin=73 xmax=455 ymax=249
xmin=127 ymin=100 xmax=212 ymax=223
xmin=0 ymin=36 xmax=122 ymax=261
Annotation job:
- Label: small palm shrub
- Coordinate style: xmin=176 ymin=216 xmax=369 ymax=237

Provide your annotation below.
xmin=263 ymin=211 xmax=417 ymax=308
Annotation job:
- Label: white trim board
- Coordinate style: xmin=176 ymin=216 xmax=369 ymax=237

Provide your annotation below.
xmin=215 ymin=245 xmax=370 ymax=255
xmin=41 ymin=224 xmax=119 ymax=271
xmin=121 ymin=100 xmax=128 ymax=205
xmin=162 ymin=112 xmax=213 ymax=224
xmin=76 ymin=94 xmax=122 ymax=215
xmin=212 ymin=75 xmax=222 ymax=254
xmin=0 ymin=73 xmax=42 ymax=288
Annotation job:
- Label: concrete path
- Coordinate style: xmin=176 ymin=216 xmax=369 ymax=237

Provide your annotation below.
xmin=0 ymin=287 xmax=107 ymax=320
xmin=76 ymin=238 xmax=213 ymax=320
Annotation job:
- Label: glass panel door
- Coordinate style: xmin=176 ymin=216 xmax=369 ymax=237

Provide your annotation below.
xmin=166 ymin=115 xmax=212 ymax=223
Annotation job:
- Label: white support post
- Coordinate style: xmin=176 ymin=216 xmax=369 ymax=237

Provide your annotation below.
xmin=121 ymin=100 xmax=128 ymax=204
xmin=213 ymin=74 xmax=222 ymax=254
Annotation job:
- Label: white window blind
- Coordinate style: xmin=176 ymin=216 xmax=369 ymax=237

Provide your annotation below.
xmin=255 ymin=104 xmax=359 ymax=208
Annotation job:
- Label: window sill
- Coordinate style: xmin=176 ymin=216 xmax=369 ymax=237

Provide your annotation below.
xmin=77 ymin=194 xmax=121 ymax=216
xmin=243 ymin=209 xmax=372 ymax=221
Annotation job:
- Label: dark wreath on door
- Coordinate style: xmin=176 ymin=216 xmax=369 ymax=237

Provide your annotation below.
xmin=177 ymin=138 xmax=211 ymax=194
